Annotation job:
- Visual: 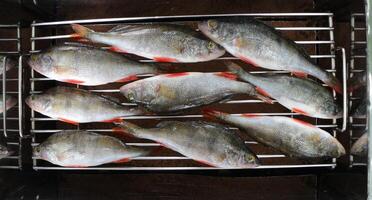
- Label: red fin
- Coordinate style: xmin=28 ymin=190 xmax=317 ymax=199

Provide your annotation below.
xmin=65 ymin=165 xmax=87 ymax=168
xmin=291 ymin=118 xmax=315 ymax=128
xmin=237 ymin=55 xmax=259 ymax=67
xmin=292 ymin=71 xmax=308 ymax=78
xmin=111 ymin=127 xmax=135 ymax=138
xmin=214 ymin=72 xmax=237 ymax=80
xmin=153 ymin=57 xmax=178 ymax=63
xmin=333 ymin=83 xmax=342 ymax=94
xmin=59 ymin=118 xmax=79 ymax=125
xmin=202 ymin=108 xmax=224 ymax=120
xmin=102 ymin=118 xmax=123 ymax=123
xmin=69 ymin=33 xmax=82 ymax=39
xmin=292 ymin=107 xmax=309 ymax=116
xmin=113 ymin=158 xmax=131 ymax=164
xmin=165 ymin=72 xmax=190 ymax=78
xmin=109 ymin=46 xmax=128 ymax=54
xmin=256 ymin=87 xmax=271 ymax=98
xmin=195 ymin=159 xmax=216 ymax=167
xmin=63 ymin=79 xmax=85 ymax=84
xmin=116 ymin=75 xmax=139 ymax=83
xmin=241 ymin=113 xmax=259 ymax=118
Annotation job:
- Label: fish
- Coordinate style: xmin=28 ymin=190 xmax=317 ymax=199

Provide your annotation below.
xmin=0 ymin=140 xmax=12 ymax=160
xmin=28 ymin=43 xmax=162 ymax=86
xmin=203 ymin=109 xmax=345 ymax=158
xmin=351 ymin=98 xmax=367 ymax=118
xmin=348 ymin=72 xmax=366 ymax=92
xmin=351 ymin=132 xmax=368 ymax=157
xmin=227 ymin=62 xmax=342 ymax=119
xmin=0 ymin=94 xmax=17 ymax=113
xmin=0 ymin=55 xmax=15 ymax=75
xmin=119 ymin=72 xmax=272 ymax=113
xmin=198 ymin=17 xmax=342 ymax=93
xmin=115 ymin=120 xmax=259 ymax=168
xmin=26 ymin=86 xmax=145 ymax=124
xmin=71 ymin=24 xmax=225 ymax=63
xmin=33 ymin=130 xmax=150 ymax=167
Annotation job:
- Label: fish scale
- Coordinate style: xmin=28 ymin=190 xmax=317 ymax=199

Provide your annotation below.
xmin=33 ymin=130 xmax=150 ymax=167
xmin=71 ymin=24 xmax=225 ymax=63
xmin=115 ymin=120 xmax=259 ymax=168
xmin=198 ymin=17 xmax=342 ymax=93
xmin=203 ymin=110 xmax=345 ymax=158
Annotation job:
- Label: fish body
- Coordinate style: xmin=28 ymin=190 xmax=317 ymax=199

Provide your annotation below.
xmin=33 ymin=130 xmax=149 ymax=167
xmin=0 ymin=55 xmax=15 ymax=75
xmin=28 ymin=44 xmax=161 ymax=86
xmin=203 ymin=110 xmax=345 ymax=158
xmin=26 ymin=86 xmax=143 ymax=124
xmin=228 ymin=62 xmax=342 ymax=119
xmin=72 ymin=24 xmax=225 ymax=63
xmin=115 ymin=120 xmax=259 ymax=168
xmin=351 ymin=132 xmax=368 ymax=157
xmin=120 ymin=72 xmax=269 ymax=113
xmin=198 ymin=18 xmax=341 ymax=93
xmin=0 ymin=95 xmax=17 ymax=113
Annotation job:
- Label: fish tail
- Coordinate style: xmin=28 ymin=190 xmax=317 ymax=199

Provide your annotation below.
xmin=71 ymin=24 xmax=94 ymax=39
xmin=114 ymin=120 xmax=143 ymax=137
xmin=324 ymin=73 xmax=343 ymax=94
xmin=225 ymin=61 xmax=245 ymax=76
xmin=202 ymin=108 xmax=227 ymax=121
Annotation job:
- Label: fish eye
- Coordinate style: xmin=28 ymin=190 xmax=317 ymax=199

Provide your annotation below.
xmin=126 ymin=92 xmax=135 ymax=101
xmin=207 ymin=20 xmax=218 ymax=30
xmin=247 ymin=155 xmax=255 ymax=162
xmin=207 ymin=41 xmax=216 ymax=50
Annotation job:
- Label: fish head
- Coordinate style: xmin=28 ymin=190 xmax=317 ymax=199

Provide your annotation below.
xmin=26 ymin=94 xmax=52 ymax=113
xmin=120 ymin=81 xmax=158 ymax=105
xmin=28 ymin=52 xmax=55 ymax=75
xmin=319 ymin=99 xmax=343 ymax=118
xmin=33 ymin=143 xmax=56 ymax=162
xmin=198 ymin=19 xmax=227 ymax=42
xmin=225 ymin=148 xmax=260 ymax=168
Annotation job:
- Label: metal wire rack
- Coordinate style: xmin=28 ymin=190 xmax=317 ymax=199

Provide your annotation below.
xmin=0 ymin=23 xmax=23 ymax=169
xmin=350 ymin=13 xmax=367 ymax=167
xmin=29 ymin=13 xmax=346 ymax=171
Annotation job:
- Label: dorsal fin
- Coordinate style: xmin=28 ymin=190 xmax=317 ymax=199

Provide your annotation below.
xmin=108 ymin=24 xmax=147 ymax=33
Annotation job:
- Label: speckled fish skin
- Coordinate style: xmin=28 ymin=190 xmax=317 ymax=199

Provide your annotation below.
xmin=227 ymin=62 xmax=342 ymax=119
xmin=71 ymin=24 xmax=225 ymax=63
xmin=198 ymin=18 xmax=342 ymax=93
xmin=351 ymin=98 xmax=367 ymax=118
xmin=120 ymin=72 xmax=267 ymax=113
xmin=203 ymin=110 xmax=345 ymax=158
xmin=0 ymin=55 xmax=15 ymax=75
xmin=351 ymin=132 xmax=368 ymax=157
xmin=0 ymin=95 xmax=17 ymax=113
xmin=33 ymin=130 xmax=150 ymax=167
xmin=348 ymin=72 xmax=366 ymax=92
xmin=25 ymin=86 xmax=144 ymax=123
xmin=28 ymin=44 xmax=161 ymax=86
xmin=115 ymin=120 xmax=259 ymax=168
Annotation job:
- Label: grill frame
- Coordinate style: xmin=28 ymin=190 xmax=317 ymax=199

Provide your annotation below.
xmin=0 ymin=23 xmax=23 ymax=170
xmin=29 ymin=13 xmax=346 ymax=171
xmin=349 ymin=13 xmax=367 ymax=168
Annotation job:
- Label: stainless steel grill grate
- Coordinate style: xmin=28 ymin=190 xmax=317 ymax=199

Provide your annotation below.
xmin=29 ymin=13 xmax=346 ymax=171
xmin=0 ymin=23 xmax=23 ymax=170
xmin=350 ymin=13 xmax=367 ymax=167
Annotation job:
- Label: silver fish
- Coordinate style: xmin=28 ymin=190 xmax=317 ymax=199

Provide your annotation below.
xmin=28 ymin=44 xmax=161 ymax=86
xmin=71 ymin=24 xmax=225 ymax=63
xmin=120 ymin=72 xmax=271 ymax=113
xmin=227 ymin=62 xmax=342 ymax=119
xmin=33 ymin=130 xmax=150 ymax=167
xmin=0 ymin=94 xmax=17 ymax=113
xmin=0 ymin=55 xmax=15 ymax=75
xmin=203 ymin=110 xmax=345 ymax=158
xmin=26 ymin=86 xmax=144 ymax=124
xmin=115 ymin=120 xmax=259 ymax=168
xmin=198 ymin=17 xmax=342 ymax=93
xmin=351 ymin=132 xmax=368 ymax=157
